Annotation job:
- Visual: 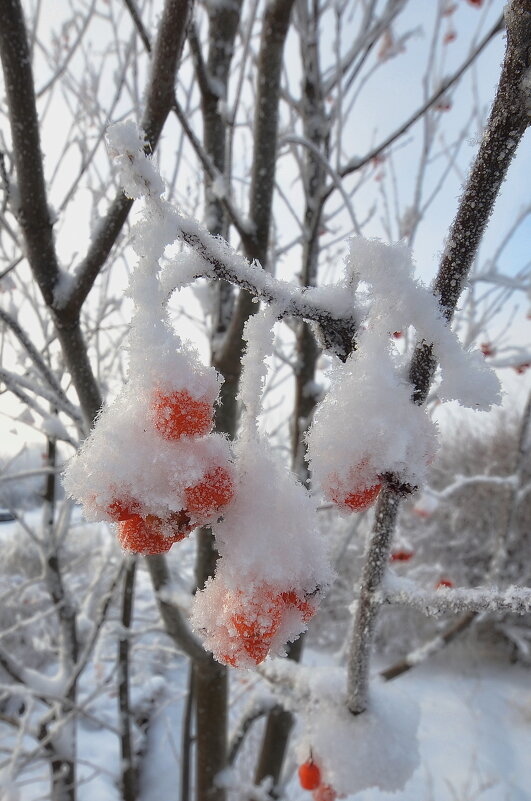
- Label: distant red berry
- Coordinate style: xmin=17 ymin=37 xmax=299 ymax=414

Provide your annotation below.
xmin=466 ymin=0 xmax=483 ymax=6
xmin=443 ymin=30 xmax=456 ymax=44
xmin=313 ymin=784 xmax=337 ymax=801
xmin=442 ymin=2 xmax=457 ymax=15
xmin=514 ymin=362 xmax=530 ymax=375
xmin=184 ymin=465 xmax=234 ymax=517
xmin=435 ymin=578 xmax=454 ymax=589
xmin=434 ymin=99 xmax=452 ymax=112
xmin=117 ymin=513 xmax=190 ymax=555
xmin=413 ymin=506 xmax=431 ymax=519
xmin=391 ymin=550 xmax=414 ymax=562
xmin=480 ymin=342 xmax=494 ymax=358
xmin=152 ymin=388 xmax=213 ymax=440
xmin=298 ymin=760 xmax=321 ymax=791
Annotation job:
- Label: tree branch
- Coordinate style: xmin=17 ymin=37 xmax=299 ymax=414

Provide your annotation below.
xmin=347 ymin=0 xmax=531 ymax=716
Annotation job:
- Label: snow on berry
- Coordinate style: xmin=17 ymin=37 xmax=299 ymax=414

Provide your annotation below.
xmin=308 ymin=236 xmax=502 ymax=508
xmin=312 ymin=784 xmax=337 ymax=801
xmin=151 ymin=388 xmax=214 ymax=441
xmin=268 ymin=662 xmax=421 ymax=795
xmin=192 ymin=576 xmax=319 ymax=668
xmin=64 ymin=401 xmax=234 ymax=528
xmin=306 ymin=330 xmax=438 ymax=506
xmin=117 ymin=513 xmax=191 ymax=555
xmin=328 ymin=468 xmax=382 ymax=513
xmin=64 ymin=124 xmax=231 ymax=536
xmin=184 ymin=465 xmax=234 ymax=517
xmin=191 ymin=309 xmax=332 ymax=664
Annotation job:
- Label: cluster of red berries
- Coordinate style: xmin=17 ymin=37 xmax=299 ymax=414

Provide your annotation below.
xmin=208 ymin=582 xmax=317 ymax=668
xmin=298 ymin=757 xmax=337 ymax=801
xmin=109 ymin=387 xmax=234 ymax=555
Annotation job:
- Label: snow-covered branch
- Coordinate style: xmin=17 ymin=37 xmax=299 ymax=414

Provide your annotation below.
xmin=381 ymin=580 xmax=531 ymax=616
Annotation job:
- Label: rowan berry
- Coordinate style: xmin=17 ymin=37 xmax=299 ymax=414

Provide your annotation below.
xmin=117 ymin=513 xmax=190 ymax=555
xmin=298 ymin=760 xmax=321 ymax=791
xmin=184 ymin=465 xmax=234 ymax=517
xmin=152 ymin=388 xmax=213 ymax=440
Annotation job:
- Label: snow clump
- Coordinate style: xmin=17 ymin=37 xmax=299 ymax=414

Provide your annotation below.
xmin=192 ymin=309 xmax=333 ymax=667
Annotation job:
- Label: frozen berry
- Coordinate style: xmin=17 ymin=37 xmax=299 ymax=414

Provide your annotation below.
xmin=117 ymin=513 xmax=189 ymax=555
xmin=331 ymin=481 xmax=381 ymax=512
xmin=313 ymin=785 xmax=337 ymax=801
xmin=281 ymin=590 xmax=317 ymax=623
xmin=184 ymin=465 xmax=234 ymax=517
xmin=152 ymin=388 xmax=213 ymax=440
xmin=107 ymin=497 xmax=141 ymax=521
xmin=231 ymin=591 xmax=282 ymax=665
xmin=298 ymin=759 xmax=321 ymax=791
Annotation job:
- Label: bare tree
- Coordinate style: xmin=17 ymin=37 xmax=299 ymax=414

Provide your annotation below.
xmin=0 ymin=2 xmax=531 ymax=800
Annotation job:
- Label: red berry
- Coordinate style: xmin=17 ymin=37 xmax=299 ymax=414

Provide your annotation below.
xmin=435 ymin=578 xmax=454 ymax=589
xmin=392 ymin=331 xmax=403 ymax=339
xmin=514 ymin=362 xmax=530 ymax=375
xmin=442 ymin=3 xmax=457 ymax=16
xmin=434 ymin=99 xmax=452 ymax=112
xmin=107 ymin=497 xmax=141 ymax=521
xmin=152 ymin=389 xmax=213 ymax=440
xmin=298 ymin=760 xmax=321 ymax=791
xmin=466 ymin=0 xmax=483 ymax=6
xmin=390 ymin=550 xmax=414 ymax=562
xmin=184 ymin=465 xmax=234 ymax=517
xmin=281 ymin=590 xmax=317 ymax=623
xmin=443 ymin=30 xmax=456 ymax=44
xmin=231 ymin=591 xmax=282 ymax=665
xmin=333 ymin=481 xmax=382 ymax=512
xmin=117 ymin=513 xmax=190 ymax=555
xmin=480 ymin=342 xmax=494 ymax=358
xmin=313 ymin=785 xmax=337 ymax=801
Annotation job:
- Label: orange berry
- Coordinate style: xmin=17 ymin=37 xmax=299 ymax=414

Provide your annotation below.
xmin=313 ymin=785 xmax=337 ymax=801
xmin=152 ymin=389 xmax=213 ymax=440
xmin=107 ymin=497 xmax=141 ymax=521
xmin=117 ymin=513 xmax=189 ymax=555
xmin=435 ymin=578 xmax=454 ymax=589
xmin=298 ymin=760 xmax=321 ymax=791
xmin=331 ymin=481 xmax=381 ymax=512
xmin=230 ymin=590 xmax=283 ymax=665
xmin=184 ymin=465 xmax=234 ymax=517
xmin=390 ymin=550 xmax=414 ymax=562
xmin=280 ymin=590 xmax=316 ymax=623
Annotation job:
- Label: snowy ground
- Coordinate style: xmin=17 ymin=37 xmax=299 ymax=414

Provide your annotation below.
xmin=136 ymin=643 xmax=531 ymax=801
xmin=1 ymin=514 xmax=529 ymax=801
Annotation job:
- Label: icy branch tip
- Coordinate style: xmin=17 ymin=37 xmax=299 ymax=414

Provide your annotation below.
xmin=106 ymin=120 xmax=165 ymax=200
